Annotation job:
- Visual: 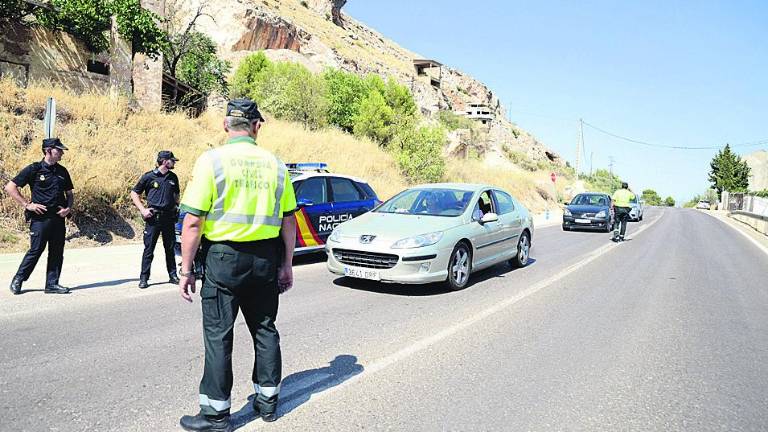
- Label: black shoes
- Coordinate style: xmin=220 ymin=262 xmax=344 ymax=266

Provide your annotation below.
xmin=169 ymin=274 xmax=180 ymax=285
xmin=138 ymin=279 xmax=149 ymax=289
xmin=9 ymin=277 xmax=22 ymax=295
xmin=179 ymin=413 xmax=232 ymax=432
xmin=252 ymin=397 xmax=278 ymax=422
xmin=44 ymin=284 xmax=70 ymax=294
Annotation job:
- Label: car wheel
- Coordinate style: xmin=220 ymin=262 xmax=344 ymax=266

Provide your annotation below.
xmin=562 ymin=224 xmax=569 ymax=231
xmin=603 ymin=221 xmax=612 ymax=233
xmin=510 ymin=231 xmax=531 ymax=268
xmin=446 ymin=242 xmax=472 ymax=291
xmin=639 ymin=214 xmax=643 ymax=221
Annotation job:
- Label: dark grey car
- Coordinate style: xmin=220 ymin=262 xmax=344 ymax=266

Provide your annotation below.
xmin=562 ymin=193 xmax=614 ymax=232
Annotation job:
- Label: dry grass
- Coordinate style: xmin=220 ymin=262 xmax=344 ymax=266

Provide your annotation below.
xmin=0 ymin=80 xmax=572 ymax=250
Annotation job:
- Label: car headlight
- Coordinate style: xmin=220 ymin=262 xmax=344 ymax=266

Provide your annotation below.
xmin=596 ymin=210 xmax=607 ymax=218
xmin=391 ymin=231 xmax=444 ymax=249
xmin=564 ymin=208 xmax=572 ymax=216
xmin=328 ymin=229 xmax=342 ymax=243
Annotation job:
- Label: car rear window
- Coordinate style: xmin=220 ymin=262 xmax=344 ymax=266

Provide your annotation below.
xmin=357 ymin=182 xmax=377 ymax=199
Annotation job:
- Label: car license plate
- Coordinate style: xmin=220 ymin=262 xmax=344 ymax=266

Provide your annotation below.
xmin=344 ymin=267 xmax=380 ymax=281
xmin=575 ymin=218 xmax=590 ymax=224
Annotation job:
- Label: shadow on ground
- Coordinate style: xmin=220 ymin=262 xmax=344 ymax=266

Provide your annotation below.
xmin=333 ymin=257 xmax=538 ymax=296
xmin=230 ymin=354 xmax=364 ymax=429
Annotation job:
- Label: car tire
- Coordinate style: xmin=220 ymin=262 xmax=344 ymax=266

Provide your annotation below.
xmin=562 ymin=224 xmax=569 ymax=231
xmin=445 ymin=242 xmax=472 ymax=291
xmin=510 ymin=231 xmax=531 ymax=269
xmin=603 ymin=222 xmax=612 ymax=233
xmin=639 ymin=214 xmax=643 ymax=221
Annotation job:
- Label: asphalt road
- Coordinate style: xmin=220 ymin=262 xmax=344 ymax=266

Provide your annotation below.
xmin=1 ymin=207 xmax=767 ymax=431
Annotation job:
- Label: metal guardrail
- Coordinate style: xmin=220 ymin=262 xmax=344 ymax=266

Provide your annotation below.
xmin=731 ymin=210 xmax=768 ymax=222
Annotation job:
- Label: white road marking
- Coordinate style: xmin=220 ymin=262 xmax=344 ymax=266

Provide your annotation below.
xmin=272 ymin=210 xmax=666 ymax=416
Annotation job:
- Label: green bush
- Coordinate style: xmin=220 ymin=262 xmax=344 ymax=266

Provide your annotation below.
xmin=392 ymin=125 xmax=446 ymax=183
xmin=580 ymin=169 xmax=623 ymax=193
xmin=352 ymin=75 xmax=417 ymax=146
xmin=664 ymin=196 xmax=676 ymax=207
xmin=230 ymin=52 xmax=272 ymax=98
xmin=437 ymin=111 xmax=473 ymax=131
xmin=322 ymin=68 xmax=368 ymax=132
xmin=641 ymin=189 xmax=662 ymax=206
xmin=353 ymin=91 xmax=393 ymax=144
xmin=172 ymin=32 xmax=230 ymax=96
xmin=230 ymin=53 xmax=327 ymax=129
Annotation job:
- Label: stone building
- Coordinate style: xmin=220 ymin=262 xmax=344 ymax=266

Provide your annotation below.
xmin=0 ymin=0 xmax=164 ymax=111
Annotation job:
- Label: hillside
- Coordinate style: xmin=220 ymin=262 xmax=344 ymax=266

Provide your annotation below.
xmin=181 ymin=0 xmax=563 ymax=167
xmin=0 ymin=80 xmax=576 ymax=251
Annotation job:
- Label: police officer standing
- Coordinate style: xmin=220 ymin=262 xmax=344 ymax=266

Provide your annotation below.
xmin=130 ymin=151 xmax=181 ymax=289
xmin=178 ymin=99 xmax=297 ymax=431
xmin=611 ymin=182 xmax=636 ymax=242
xmin=5 ymin=138 xmax=74 ymax=295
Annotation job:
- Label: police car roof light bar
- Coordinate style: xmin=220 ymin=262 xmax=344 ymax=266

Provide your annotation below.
xmin=286 ymin=162 xmax=329 ymax=173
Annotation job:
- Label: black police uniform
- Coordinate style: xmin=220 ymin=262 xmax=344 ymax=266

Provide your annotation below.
xmin=12 ymin=160 xmax=73 ymax=289
xmin=133 ymin=169 xmax=180 ymax=282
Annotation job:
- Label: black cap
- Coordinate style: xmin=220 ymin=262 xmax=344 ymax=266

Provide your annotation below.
xmin=157 ymin=150 xmax=179 ymax=162
xmin=226 ymin=98 xmax=264 ymax=122
xmin=42 ymin=138 xmax=68 ymax=151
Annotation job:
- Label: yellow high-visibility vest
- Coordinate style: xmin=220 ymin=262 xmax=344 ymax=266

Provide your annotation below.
xmin=180 ymin=136 xmax=297 ymax=242
xmin=612 ymin=188 xmax=635 ymax=208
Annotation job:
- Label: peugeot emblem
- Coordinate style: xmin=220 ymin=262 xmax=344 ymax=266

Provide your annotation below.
xmin=359 ymin=235 xmax=376 ymax=244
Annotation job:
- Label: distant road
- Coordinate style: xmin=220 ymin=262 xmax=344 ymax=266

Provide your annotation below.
xmin=1 ymin=208 xmax=767 ymax=431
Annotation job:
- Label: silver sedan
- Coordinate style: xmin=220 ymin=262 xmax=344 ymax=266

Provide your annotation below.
xmin=325 ymin=183 xmax=534 ymax=290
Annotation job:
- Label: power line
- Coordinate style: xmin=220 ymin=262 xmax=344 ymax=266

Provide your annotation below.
xmin=582 ymin=121 xmax=768 ymax=150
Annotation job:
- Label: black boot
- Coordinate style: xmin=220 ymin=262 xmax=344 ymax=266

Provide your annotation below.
xmin=252 ymin=395 xmax=278 ymax=422
xmin=9 ymin=276 xmax=22 ymax=295
xmin=169 ymin=273 xmax=180 ymax=285
xmin=44 ymin=284 xmax=70 ymax=294
xmin=138 ymin=278 xmax=149 ymax=289
xmin=179 ymin=413 xmax=232 ymax=432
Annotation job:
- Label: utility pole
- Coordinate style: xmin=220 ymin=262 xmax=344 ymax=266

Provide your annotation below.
xmin=589 ymin=151 xmax=594 ymax=176
xmin=608 ymin=155 xmax=615 ymax=177
xmin=575 ymin=118 xmax=584 ymax=175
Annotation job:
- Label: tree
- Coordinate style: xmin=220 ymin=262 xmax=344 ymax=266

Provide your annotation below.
xmin=392 ymin=125 xmax=447 ymax=183
xmin=33 ymin=0 xmax=166 ymax=57
xmin=641 ymin=189 xmax=662 ymax=206
xmin=175 ymin=32 xmax=229 ymax=95
xmin=322 ymin=68 xmax=368 ymax=132
xmin=709 ymin=144 xmax=751 ymax=194
xmin=664 ymin=196 xmax=675 ymax=207
xmin=580 ymin=169 xmax=622 ymax=193
xmin=230 ymin=51 xmax=272 ymax=98
xmin=353 ymin=90 xmax=394 ymax=144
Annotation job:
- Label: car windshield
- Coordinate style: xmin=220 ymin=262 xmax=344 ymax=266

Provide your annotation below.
xmin=375 ymin=188 xmax=473 ymax=217
xmin=570 ymin=194 xmax=608 ymax=206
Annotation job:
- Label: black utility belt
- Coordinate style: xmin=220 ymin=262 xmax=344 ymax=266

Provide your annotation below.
xmin=203 ymin=237 xmax=281 ymax=251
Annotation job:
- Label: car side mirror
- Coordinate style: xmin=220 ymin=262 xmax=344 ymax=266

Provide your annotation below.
xmin=480 ymin=212 xmax=499 ymax=224
xmin=297 ymin=198 xmax=314 ymax=207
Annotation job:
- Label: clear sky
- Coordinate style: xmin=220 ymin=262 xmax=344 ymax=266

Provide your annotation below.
xmin=345 ymin=0 xmax=768 ymax=203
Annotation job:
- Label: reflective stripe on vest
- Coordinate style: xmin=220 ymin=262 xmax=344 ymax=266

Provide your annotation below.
xmin=205 ymin=149 xmax=287 ymax=227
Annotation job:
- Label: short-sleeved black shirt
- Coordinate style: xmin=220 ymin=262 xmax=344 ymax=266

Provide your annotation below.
xmin=12 ymin=161 xmax=74 ymax=217
xmin=132 ymin=169 xmax=180 ymax=211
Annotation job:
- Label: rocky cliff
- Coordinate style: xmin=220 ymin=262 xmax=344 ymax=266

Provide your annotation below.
xmin=186 ymin=0 xmax=562 ymax=167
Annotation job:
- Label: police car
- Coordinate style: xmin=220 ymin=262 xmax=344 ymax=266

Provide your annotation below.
xmin=175 ymin=163 xmax=380 ymax=255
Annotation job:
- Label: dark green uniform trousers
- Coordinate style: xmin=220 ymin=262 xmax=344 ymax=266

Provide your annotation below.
xmin=198 ymin=238 xmax=282 ymax=417
xmin=613 ymin=206 xmax=631 ymax=239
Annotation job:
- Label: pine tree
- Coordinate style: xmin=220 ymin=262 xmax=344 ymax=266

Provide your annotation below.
xmin=708 ymin=144 xmax=751 ymax=194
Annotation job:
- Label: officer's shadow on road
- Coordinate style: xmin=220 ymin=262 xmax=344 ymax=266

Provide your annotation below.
xmin=230 ymin=354 xmax=364 ymax=429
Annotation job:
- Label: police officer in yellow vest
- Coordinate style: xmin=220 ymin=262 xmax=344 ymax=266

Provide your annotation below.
xmin=611 ymin=182 xmax=636 ymax=242
xmin=178 ymin=99 xmax=297 ymax=431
